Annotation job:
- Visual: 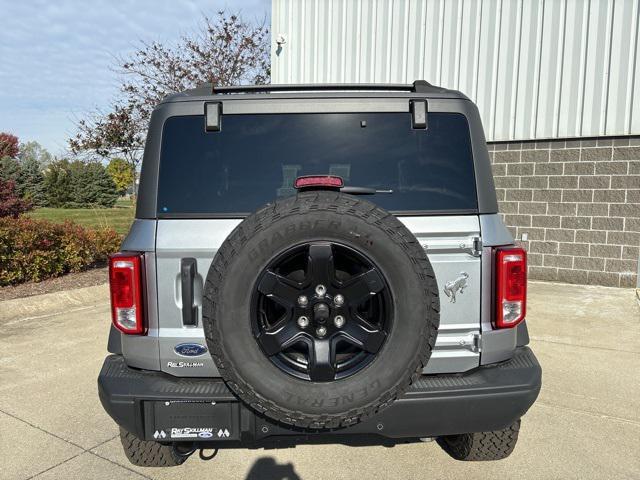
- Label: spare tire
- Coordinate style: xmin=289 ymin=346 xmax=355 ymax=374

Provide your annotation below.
xmin=202 ymin=192 xmax=439 ymax=429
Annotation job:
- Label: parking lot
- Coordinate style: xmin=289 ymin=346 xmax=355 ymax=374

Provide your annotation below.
xmin=0 ymin=281 xmax=638 ymax=480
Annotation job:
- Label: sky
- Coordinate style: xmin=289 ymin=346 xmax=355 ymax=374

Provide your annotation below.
xmin=0 ymin=0 xmax=270 ymax=156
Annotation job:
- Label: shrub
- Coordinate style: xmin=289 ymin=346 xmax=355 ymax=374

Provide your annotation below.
xmin=0 ymin=178 xmax=32 ymax=218
xmin=0 ymin=217 xmax=122 ymax=286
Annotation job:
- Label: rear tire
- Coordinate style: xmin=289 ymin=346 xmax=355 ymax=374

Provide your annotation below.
xmin=119 ymin=428 xmax=189 ymax=467
xmin=437 ymin=420 xmax=521 ymax=461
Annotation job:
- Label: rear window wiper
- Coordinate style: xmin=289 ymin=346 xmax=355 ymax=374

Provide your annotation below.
xmin=340 ymin=186 xmax=393 ymax=195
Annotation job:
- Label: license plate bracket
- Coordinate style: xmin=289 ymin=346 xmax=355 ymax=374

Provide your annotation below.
xmin=148 ymin=400 xmax=240 ymax=441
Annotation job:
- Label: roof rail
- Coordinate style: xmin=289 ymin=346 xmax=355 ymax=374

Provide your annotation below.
xmin=207 ymin=80 xmax=435 ymax=95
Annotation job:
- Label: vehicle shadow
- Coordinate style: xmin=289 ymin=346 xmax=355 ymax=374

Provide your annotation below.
xmin=245 ymin=456 xmax=301 ymax=480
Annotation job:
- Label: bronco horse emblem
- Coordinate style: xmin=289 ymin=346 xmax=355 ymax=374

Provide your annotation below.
xmin=444 ymin=272 xmax=469 ymax=303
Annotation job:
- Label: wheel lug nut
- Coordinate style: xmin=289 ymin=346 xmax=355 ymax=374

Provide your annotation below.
xmin=315 ymin=284 xmax=326 ymax=297
xmin=316 ymin=326 xmax=327 ymax=337
xmin=297 ymin=316 xmax=309 ymax=328
xmin=333 ymin=315 xmax=345 ymax=328
xmin=334 ymin=294 xmax=345 ymax=306
xmin=297 ymin=295 xmax=309 ymax=307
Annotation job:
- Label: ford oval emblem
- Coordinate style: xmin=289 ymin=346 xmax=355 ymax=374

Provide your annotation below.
xmin=198 ymin=431 xmax=213 ymax=438
xmin=174 ymin=343 xmax=208 ymax=357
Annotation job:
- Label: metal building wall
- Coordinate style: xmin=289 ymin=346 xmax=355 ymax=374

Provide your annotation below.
xmin=271 ymin=0 xmax=640 ymax=142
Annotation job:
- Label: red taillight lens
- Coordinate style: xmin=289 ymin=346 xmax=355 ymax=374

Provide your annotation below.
xmin=495 ymin=247 xmax=527 ymax=328
xmin=109 ymin=252 xmax=145 ymax=335
xmin=294 ymin=175 xmax=344 ymax=189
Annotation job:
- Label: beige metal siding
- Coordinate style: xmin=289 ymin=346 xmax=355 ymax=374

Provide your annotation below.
xmin=271 ymin=0 xmax=640 ymax=141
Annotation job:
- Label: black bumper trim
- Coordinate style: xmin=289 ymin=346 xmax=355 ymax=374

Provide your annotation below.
xmin=98 ymin=347 xmax=541 ymax=445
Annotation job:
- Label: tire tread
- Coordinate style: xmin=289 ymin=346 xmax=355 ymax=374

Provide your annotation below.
xmin=437 ymin=420 xmax=521 ymax=461
xmin=119 ymin=428 xmax=187 ymax=467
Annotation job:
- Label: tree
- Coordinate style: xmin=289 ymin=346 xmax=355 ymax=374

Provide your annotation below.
xmin=74 ymin=162 xmax=118 ymax=208
xmin=20 ymin=156 xmax=47 ymax=206
xmin=44 ymin=160 xmax=73 ymax=207
xmin=106 ymin=157 xmax=134 ymax=195
xmin=69 ymin=103 xmax=143 ymax=195
xmin=69 ymin=11 xmax=270 ymax=191
xmin=18 ymin=141 xmax=54 ymax=166
xmin=0 ymin=133 xmax=19 ymax=160
xmin=17 ymin=141 xmax=50 ymax=206
xmin=118 ymin=11 xmax=270 ymax=123
xmin=0 ymin=141 xmax=50 ymax=206
xmin=0 ymin=178 xmax=32 ymax=217
xmin=44 ymin=159 xmax=117 ymax=208
xmin=0 ymin=157 xmax=21 ymax=185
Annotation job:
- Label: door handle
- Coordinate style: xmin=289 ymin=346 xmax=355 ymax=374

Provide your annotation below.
xmin=180 ymin=258 xmax=198 ymax=326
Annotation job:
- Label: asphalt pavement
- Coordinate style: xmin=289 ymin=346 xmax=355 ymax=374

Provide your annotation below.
xmin=0 ymin=281 xmax=638 ymax=479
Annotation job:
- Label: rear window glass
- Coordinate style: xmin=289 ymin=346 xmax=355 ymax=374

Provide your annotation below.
xmin=157 ymin=112 xmax=477 ymax=215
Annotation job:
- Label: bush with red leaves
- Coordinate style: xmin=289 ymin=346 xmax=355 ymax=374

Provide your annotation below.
xmin=0 ymin=217 xmax=122 ymax=286
xmin=0 ymin=178 xmax=32 ymax=218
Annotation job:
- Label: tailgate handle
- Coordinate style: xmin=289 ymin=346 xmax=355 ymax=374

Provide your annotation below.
xmin=180 ymin=258 xmax=198 ymax=326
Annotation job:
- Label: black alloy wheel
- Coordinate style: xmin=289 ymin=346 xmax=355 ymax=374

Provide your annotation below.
xmin=251 ymin=242 xmax=392 ymax=382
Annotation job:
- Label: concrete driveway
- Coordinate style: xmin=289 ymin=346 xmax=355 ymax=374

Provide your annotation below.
xmin=0 ymin=281 xmax=638 ymax=480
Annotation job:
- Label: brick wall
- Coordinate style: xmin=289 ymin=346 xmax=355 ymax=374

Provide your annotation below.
xmin=488 ymin=137 xmax=639 ymax=288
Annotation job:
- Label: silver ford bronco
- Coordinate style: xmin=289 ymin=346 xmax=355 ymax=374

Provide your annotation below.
xmin=99 ymin=81 xmax=541 ymax=467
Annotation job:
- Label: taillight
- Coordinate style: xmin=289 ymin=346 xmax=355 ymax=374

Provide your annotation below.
xmin=494 ymin=247 xmax=527 ymax=328
xmin=109 ymin=252 xmax=146 ymax=335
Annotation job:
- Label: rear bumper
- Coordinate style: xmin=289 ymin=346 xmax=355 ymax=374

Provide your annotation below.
xmin=98 ymin=347 xmax=541 ymax=447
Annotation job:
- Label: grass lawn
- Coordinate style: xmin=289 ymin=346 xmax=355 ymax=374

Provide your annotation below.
xmin=27 ymin=198 xmax=135 ymax=235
